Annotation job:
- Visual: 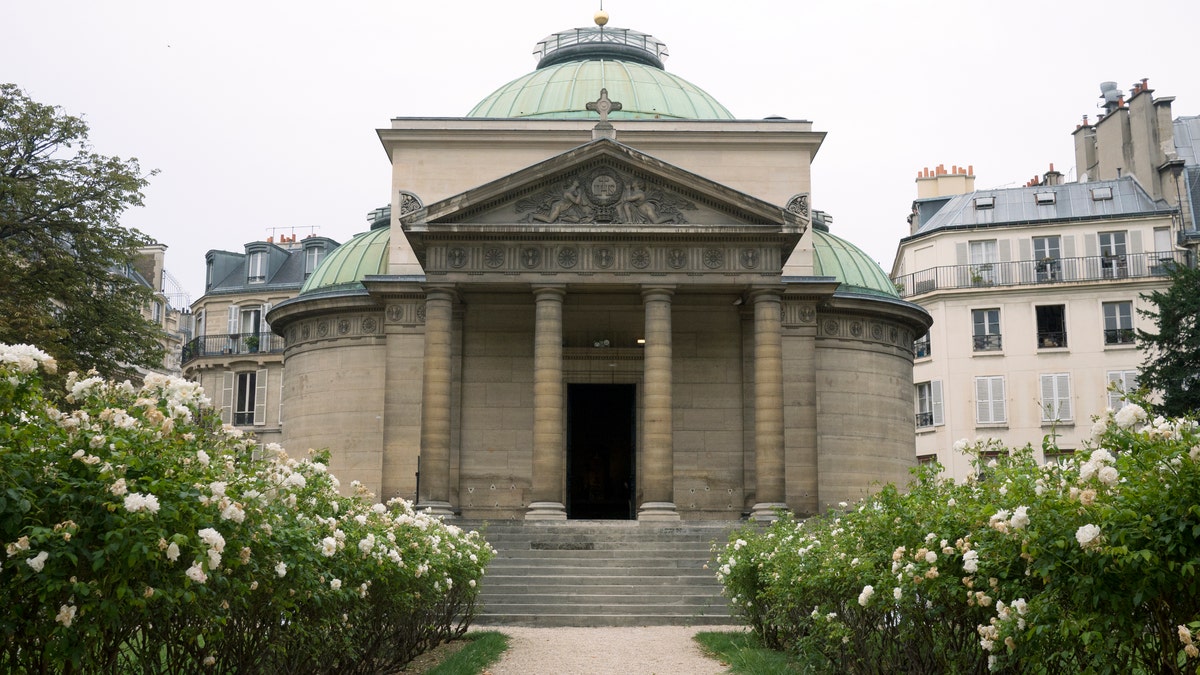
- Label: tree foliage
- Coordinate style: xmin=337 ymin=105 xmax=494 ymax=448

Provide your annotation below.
xmin=0 ymin=83 xmax=163 ymax=382
xmin=1138 ymin=260 xmax=1200 ymax=416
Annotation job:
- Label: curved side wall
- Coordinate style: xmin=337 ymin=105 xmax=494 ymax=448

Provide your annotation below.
xmin=813 ymin=310 xmax=920 ymax=510
xmin=280 ymin=312 xmax=389 ymax=498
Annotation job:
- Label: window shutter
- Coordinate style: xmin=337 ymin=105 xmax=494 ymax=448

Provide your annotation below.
xmin=227 ymin=305 xmax=239 ymax=334
xmin=1084 ymin=234 xmax=1098 ymax=257
xmin=1040 ymin=374 xmax=1056 ymax=421
xmin=261 ymin=303 xmax=272 ymax=347
xmin=1130 ymin=230 xmax=1143 ymax=254
xmin=975 ymin=377 xmax=991 ymax=423
xmin=931 ymin=380 xmax=944 ymax=426
xmin=1063 ymin=236 xmax=1076 ymax=258
xmin=254 ymin=369 xmax=268 ymax=425
xmin=1018 ymin=239 xmax=1032 ymax=261
xmin=999 ymin=239 xmax=1012 ymax=262
xmin=956 ymin=243 xmax=968 ymax=265
xmin=992 ymin=377 xmax=1006 ymax=423
xmin=221 ymin=372 xmax=234 ymax=424
xmin=278 ymin=367 xmax=285 ymax=425
xmin=1058 ymin=373 xmax=1072 ymax=421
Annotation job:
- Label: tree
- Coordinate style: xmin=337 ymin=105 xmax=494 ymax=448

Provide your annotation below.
xmin=1137 ymin=260 xmax=1200 ymax=416
xmin=0 ymin=83 xmax=163 ymax=382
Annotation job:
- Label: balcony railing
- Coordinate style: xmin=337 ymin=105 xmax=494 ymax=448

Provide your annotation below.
xmin=1037 ymin=330 xmax=1067 ymax=349
xmin=1104 ymin=328 xmax=1136 ymax=345
xmin=892 ymin=250 xmax=1192 ymax=298
xmin=973 ymin=334 xmax=1003 ymax=352
xmin=913 ymin=335 xmax=931 ymax=358
xmin=182 ymin=332 xmax=284 ymax=365
xmin=915 ymin=411 xmax=934 ymax=428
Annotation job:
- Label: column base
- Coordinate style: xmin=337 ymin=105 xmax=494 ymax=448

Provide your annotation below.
xmin=750 ymin=502 xmax=789 ymax=522
xmin=415 ymin=501 xmax=456 ymax=518
xmin=637 ymin=501 xmax=681 ymax=521
xmin=525 ymin=501 xmax=567 ymax=520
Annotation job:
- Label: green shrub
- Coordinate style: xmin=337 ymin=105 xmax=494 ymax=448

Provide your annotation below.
xmin=715 ymin=405 xmax=1200 ymax=674
xmin=0 ymin=343 xmax=494 ymax=674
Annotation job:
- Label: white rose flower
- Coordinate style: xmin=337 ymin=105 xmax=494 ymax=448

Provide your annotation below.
xmin=186 ymin=563 xmax=207 ymax=584
xmin=1097 ymin=466 xmax=1119 ymax=486
xmin=55 ymin=604 xmax=76 ymax=627
xmin=330 ymin=578 xmax=342 ymax=590
xmin=166 ymin=542 xmax=181 ymax=562
xmin=858 ymin=585 xmax=874 ymax=606
xmin=321 ymin=537 xmax=338 ymax=557
xmin=275 ymin=561 xmax=287 ymax=577
xmin=1075 ymin=523 xmax=1102 ymax=549
xmin=198 ymin=528 xmax=226 ymax=553
xmin=27 ymin=550 xmax=49 ymax=573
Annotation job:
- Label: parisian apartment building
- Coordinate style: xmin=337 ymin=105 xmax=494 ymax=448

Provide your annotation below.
xmin=891 ymin=80 xmax=1200 ymax=479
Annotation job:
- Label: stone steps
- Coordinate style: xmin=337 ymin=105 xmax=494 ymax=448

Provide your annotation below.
xmin=463 ymin=520 xmax=741 ymax=627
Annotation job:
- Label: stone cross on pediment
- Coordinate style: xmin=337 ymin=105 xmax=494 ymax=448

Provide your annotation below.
xmin=586 ymin=89 xmax=622 ymax=124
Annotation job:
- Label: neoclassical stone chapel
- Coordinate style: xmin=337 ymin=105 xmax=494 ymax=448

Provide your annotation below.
xmin=268 ymin=15 xmax=931 ymax=521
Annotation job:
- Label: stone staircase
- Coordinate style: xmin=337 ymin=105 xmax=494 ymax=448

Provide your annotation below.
xmin=464 ymin=521 xmax=739 ymax=627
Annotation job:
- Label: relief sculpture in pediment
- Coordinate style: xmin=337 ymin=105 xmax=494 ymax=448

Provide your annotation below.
xmin=516 ymin=168 xmax=693 ymax=225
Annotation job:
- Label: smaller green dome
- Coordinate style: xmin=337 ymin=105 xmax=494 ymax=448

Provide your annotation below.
xmin=300 ymin=227 xmax=389 ymax=295
xmin=811 ymin=230 xmax=898 ymax=299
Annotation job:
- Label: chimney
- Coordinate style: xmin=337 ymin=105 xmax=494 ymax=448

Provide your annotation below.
xmin=915 ymin=162 xmax=976 ymax=199
xmin=1043 ymin=163 xmax=1064 ymax=186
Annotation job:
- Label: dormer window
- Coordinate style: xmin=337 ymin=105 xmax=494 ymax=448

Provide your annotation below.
xmin=248 ymin=251 xmax=267 ymax=283
xmin=1091 ymin=186 xmax=1113 ymax=201
xmin=974 ymin=196 xmax=995 ymax=210
xmin=1035 ymin=192 xmax=1056 ymax=205
xmin=305 ymin=245 xmax=325 ymax=279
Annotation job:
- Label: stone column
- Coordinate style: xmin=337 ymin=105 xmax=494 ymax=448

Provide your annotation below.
xmin=639 ymin=286 xmax=679 ymax=521
xmin=417 ymin=286 xmax=455 ymax=517
xmin=751 ymin=287 xmax=787 ymax=521
xmin=527 ymin=285 xmax=568 ymax=520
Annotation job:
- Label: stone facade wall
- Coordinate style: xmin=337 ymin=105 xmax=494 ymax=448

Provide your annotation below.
xmin=280 ymin=311 xmax=388 ymax=497
xmin=814 ymin=310 xmax=919 ymax=509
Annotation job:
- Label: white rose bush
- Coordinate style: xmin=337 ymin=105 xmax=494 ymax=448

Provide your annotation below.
xmin=715 ymin=406 xmax=1200 ymax=673
xmin=0 ymin=344 xmax=494 ymax=673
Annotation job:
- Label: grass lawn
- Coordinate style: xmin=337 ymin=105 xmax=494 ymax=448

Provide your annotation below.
xmin=694 ymin=630 xmax=813 ymax=674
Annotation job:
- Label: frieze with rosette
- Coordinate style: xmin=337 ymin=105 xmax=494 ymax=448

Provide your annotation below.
xmin=423 ymin=244 xmax=782 ymax=275
xmin=813 ymin=314 xmax=913 ymax=351
xmin=281 ymin=314 xmax=387 ymax=348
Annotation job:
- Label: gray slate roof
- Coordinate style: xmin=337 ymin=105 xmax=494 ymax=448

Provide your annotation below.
xmin=910 ymin=177 xmax=1170 ymax=238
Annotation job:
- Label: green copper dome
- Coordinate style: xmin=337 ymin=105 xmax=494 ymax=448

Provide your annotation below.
xmin=300 ymin=226 xmax=389 ymax=295
xmin=467 ymin=25 xmax=733 ymax=120
xmin=811 ymin=229 xmax=899 ymax=299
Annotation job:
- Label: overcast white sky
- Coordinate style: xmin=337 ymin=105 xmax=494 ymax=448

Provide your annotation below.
xmin=6 ymin=1 xmax=1199 ymax=303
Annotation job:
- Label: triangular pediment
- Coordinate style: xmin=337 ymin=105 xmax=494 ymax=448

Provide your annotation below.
xmin=404 ymin=138 xmax=804 ymax=232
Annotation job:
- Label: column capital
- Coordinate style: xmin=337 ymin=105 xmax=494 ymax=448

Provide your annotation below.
xmin=530 ymin=283 xmax=568 ymax=300
xmin=421 ymin=284 xmax=459 ymax=303
xmin=640 ymin=284 xmax=676 ymax=301
xmin=748 ymin=285 xmax=786 ymax=301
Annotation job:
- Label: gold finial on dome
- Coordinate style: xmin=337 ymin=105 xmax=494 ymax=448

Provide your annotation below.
xmin=594 ymin=9 xmax=609 ymax=26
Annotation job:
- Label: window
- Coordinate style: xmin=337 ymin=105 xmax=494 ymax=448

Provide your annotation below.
xmin=975 ymin=376 xmax=1006 ymax=424
xmin=248 ymin=251 xmax=267 ymax=283
xmin=917 ymin=454 xmax=938 ymax=466
xmin=151 ymin=301 xmax=163 ymax=324
xmin=1040 ymin=373 xmax=1073 ymax=423
xmin=913 ymin=332 xmax=931 ymax=359
xmin=915 ymin=380 xmax=943 ymax=428
xmin=305 ymin=245 xmax=325 ymax=278
xmin=1033 ymin=236 xmax=1061 ymax=282
xmin=972 ymin=308 xmax=1002 ymax=351
xmin=1106 ymin=370 xmax=1138 ymax=410
xmin=1034 ymin=191 xmax=1056 ymax=205
xmin=974 ymin=196 xmax=995 ymax=209
xmin=969 ymin=240 xmax=998 ymax=285
xmin=1090 ymin=187 xmax=1113 ymax=201
xmin=1035 ymin=305 xmax=1067 ymax=348
xmin=206 ymin=259 xmax=214 ymax=289
xmin=1099 ymin=231 xmax=1127 ymax=278
xmin=223 ymin=369 xmax=267 ymax=426
xmin=1103 ymin=301 xmax=1134 ymax=345
xmin=1044 ymin=449 xmax=1075 ymax=466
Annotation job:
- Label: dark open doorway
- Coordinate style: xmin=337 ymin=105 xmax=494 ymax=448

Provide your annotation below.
xmin=567 ymin=383 xmax=635 ymax=519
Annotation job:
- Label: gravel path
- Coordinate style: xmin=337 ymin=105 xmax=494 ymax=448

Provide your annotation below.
xmin=482 ymin=625 xmax=743 ymax=675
